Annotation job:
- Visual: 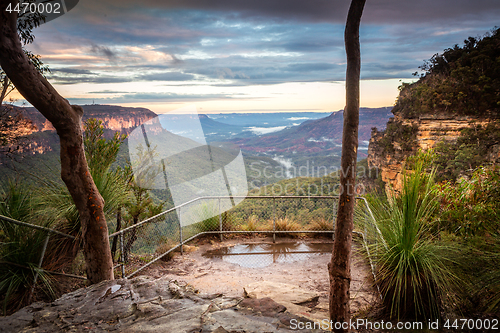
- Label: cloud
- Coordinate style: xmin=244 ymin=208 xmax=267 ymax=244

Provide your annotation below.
xmin=87 ymin=90 xmax=130 ymax=94
xmin=53 ymin=68 xmax=96 ymax=75
xmin=49 ymin=75 xmax=134 ymax=85
xmin=29 ymin=0 xmax=499 ymax=91
xmin=90 ymin=44 xmax=118 ymax=61
xmin=138 ymin=72 xmax=195 ymax=81
xmin=77 ymin=0 xmax=500 ymax=24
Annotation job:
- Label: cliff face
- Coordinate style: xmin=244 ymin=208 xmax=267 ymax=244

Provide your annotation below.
xmin=368 ymin=113 xmax=499 ymax=192
xmin=368 ymin=28 xmax=500 ymax=192
xmin=15 ymin=105 xmax=157 ymax=155
xmin=22 ymin=104 xmax=157 ymax=134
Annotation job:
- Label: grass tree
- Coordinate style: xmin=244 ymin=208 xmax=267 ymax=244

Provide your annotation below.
xmin=35 ymin=120 xmax=131 ymax=269
xmin=0 ymin=182 xmax=55 ymax=314
xmin=362 ymin=161 xmax=459 ymax=320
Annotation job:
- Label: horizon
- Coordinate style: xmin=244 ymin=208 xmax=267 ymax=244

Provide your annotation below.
xmin=7 ymin=1 xmax=500 ymax=115
xmin=18 ymin=103 xmax=393 ymax=115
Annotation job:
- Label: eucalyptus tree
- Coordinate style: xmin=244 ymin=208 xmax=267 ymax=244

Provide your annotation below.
xmin=0 ymin=0 xmax=114 ymax=283
xmin=329 ymin=0 xmax=366 ymax=331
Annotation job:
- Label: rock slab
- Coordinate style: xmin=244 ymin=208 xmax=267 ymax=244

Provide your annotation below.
xmin=0 ymin=277 xmax=324 ymax=333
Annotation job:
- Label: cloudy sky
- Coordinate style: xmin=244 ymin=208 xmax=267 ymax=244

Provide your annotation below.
xmin=16 ymin=0 xmax=500 ymax=114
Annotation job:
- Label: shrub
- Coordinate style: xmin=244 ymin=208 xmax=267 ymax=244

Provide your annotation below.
xmin=155 ymin=239 xmax=177 ymax=262
xmin=361 ymin=162 xmax=459 ymax=320
xmin=265 ymin=217 xmax=301 ymax=237
xmin=240 ymin=215 xmax=260 ymax=232
xmin=0 ymin=182 xmax=56 ymax=315
xmin=307 ymin=218 xmax=334 ymax=237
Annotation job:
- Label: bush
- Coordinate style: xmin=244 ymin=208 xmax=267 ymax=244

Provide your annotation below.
xmin=264 ymin=217 xmax=301 ymax=237
xmin=436 ymin=166 xmax=500 ymax=313
xmin=307 ymin=218 xmax=334 ymax=237
xmin=155 ymin=238 xmax=177 ymax=262
xmin=361 ymin=162 xmax=459 ymax=320
xmin=0 ymin=182 xmax=56 ymax=315
xmin=240 ymin=215 xmax=260 ymax=232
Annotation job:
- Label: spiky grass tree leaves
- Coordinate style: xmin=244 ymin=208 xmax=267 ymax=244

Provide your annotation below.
xmin=0 ymin=183 xmax=55 ymax=315
xmin=363 ymin=162 xmax=460 ymax=320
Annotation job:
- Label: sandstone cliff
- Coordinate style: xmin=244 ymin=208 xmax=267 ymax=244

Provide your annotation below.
xmin=14 ymin=104 xmax=157 ymax=155
xmin=22 ymin=104 xmax=157 ymax=134
xmin=368 ymin=112 xmax=500 ymax=192
xmin=367 ymin=28 xmax=500 ymax=192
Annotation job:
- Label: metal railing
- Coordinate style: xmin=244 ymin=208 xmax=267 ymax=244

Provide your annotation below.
xmin=0 ymin=195 xmax=380 ymax=298
xmin=0 ymin=214 xmax=87 ymax=297
xmin=109 ymin=195 xmax=378 ymax=282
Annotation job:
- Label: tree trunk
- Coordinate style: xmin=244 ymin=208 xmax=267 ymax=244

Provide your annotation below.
xmin=111 ymin=207 xmax=122 ymax=261
xmin=0 ymin=76 xmax=9 ymax=105
xmin=329 ymin=0 xmax=365 ymax=332
xmin=0 ymin=0 xmax=114 ymax=283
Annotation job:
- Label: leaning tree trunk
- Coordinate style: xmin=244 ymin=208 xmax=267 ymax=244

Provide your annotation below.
xmin=329 ymin=0 xmax=365 ymax=331
xmin=0 ymin=76 xmax=9 ymax=105
xmin=0 ymin=0 xmax=114 ymax=283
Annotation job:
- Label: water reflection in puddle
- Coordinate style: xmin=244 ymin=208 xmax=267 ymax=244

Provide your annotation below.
xmin=203 ymin=242 xmax=333 ymax=268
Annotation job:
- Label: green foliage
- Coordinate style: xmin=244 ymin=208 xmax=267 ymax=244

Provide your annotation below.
xmin=83 ymin=119 xmax=127 ymax=177
xmin=434 ymin=165 xmax=500 ymax=314
xmin=376 ymin=119 xmax=418 ymax=156
xmin=394 ymin=27 xmax=500 ymax=117
xmin=434 ymin=121 xmax=500 ymax=181
xmin=0 ymin=182 xmax=55 ymax=315
xmin=362 ymin=162 xmax=459 ymax=320
xmin=436 ymin=165 xmax=500 ymax=238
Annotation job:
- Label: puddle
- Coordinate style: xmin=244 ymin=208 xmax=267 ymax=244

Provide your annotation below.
xmin=202 ymin=242 xmax=333 ymax=268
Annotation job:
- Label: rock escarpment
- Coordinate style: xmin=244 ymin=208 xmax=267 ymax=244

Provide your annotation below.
xmin=6 ymin=104 xmax=157 ymax=155
xmin=368 ymin=112 xmax=500 ymax=192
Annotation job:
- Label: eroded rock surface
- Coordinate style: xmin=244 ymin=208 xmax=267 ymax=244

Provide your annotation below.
xmin=0 ymin=276 xmax=324 ymax=333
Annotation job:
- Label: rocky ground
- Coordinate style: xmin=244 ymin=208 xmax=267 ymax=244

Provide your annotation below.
xmin=126 ymin=236 xmax=378 ymax=322
xmin=0 ymin=237 xmax=379 ymax=332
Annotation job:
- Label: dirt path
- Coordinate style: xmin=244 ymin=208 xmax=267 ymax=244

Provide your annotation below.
xmin=134 ymin=236 xmax=378 ymax=320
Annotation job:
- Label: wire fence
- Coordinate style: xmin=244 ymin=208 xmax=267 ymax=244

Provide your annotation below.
xmin=0 ymin=196 xmax=378 ymax=294
xmin=0 ymin=214 xmax=87 ymax=284
xmin=108 ymin=195 xmax=377 ymax=280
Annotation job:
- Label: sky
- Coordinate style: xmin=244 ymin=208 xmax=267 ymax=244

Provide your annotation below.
xmin=12 ymin=0 xmax=500 ymax=114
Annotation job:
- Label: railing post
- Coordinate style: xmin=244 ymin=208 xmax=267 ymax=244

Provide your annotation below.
xmin=219 ymin=197 xmax=223 ymax=242
xmin=273 ymin=197 xmax=276 ymax=243
xmin=119 ymin=231 xmax=125 ymax=278
xmin=29 ymin=231 xmax=51 ymax=302
xmin=332 ymin=197 xmax=336 ymax=241
xmin=179 ymin=210 xmax=183 ymax=255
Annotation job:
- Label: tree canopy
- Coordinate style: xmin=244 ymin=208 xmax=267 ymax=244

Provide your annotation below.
xmin=393 ymin=27 xmax=500 ymax=118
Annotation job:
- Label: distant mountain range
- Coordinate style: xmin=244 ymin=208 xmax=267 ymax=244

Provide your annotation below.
xmin=233 ymin=107 xmax=393 ymax=154
xmin=227 ymin=107 xmax=393 ymax=177
xmin=2 ymin=104 xmax=393 ymax=187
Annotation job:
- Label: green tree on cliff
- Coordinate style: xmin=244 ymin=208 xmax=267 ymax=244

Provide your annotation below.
xmin=394 ymin=27 xmax=500 ymax=117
